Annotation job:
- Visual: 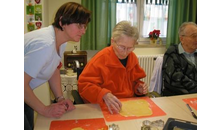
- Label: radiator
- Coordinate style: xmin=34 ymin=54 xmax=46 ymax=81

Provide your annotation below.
xmin=137 ymin=54 xmax=164 ymax=86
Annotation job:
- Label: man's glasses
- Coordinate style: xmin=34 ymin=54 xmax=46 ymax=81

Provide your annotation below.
xmin=182 ymin=33 xmax=197 ymax=39
xmin=114 ymin=41 xmax=135 ymax=52
xmin=74 ymin=23 xmax=87 ymax=30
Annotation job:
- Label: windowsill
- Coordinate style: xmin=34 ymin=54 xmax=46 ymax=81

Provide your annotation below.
xmin=135 ymin=43 xmax=166 ymax=48
xmin=137 ymin=37 xmax=167 ymax=48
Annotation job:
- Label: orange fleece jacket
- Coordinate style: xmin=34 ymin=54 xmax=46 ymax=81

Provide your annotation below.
xmin=78 ymin=46 xmax=146 ymax=105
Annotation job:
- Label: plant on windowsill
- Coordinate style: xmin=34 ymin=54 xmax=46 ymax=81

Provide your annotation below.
xmin=149 ymin=30 xmax=160 ymax=44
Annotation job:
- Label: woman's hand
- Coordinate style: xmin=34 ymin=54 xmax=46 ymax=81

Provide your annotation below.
xmin=42 ymin=99 xmax=75 ymax=118
xmin=137 ymin=83 xmax=148 ymax=95
xmin=103 ymin=93 xmax=122 ymax=114
xmin=59 ymin=99 xmax=76 ymax=112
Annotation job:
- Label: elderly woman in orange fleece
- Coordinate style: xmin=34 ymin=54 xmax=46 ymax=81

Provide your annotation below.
xmin=78 ymin=21 xmax=148 ymax=114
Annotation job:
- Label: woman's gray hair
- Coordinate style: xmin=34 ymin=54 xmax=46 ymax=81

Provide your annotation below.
xmin=178 ymin=22 xmax=197 ymax=37
xmin=112 ymin=21 xmax=139 ymax=42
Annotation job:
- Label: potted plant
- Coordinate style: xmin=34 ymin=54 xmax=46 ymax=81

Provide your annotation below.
xmin=149 ymin=30 xmax=160 ymax=44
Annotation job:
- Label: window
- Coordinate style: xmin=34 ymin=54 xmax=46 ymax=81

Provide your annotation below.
xmin=116 ymin=0 xmax=169 ymax=44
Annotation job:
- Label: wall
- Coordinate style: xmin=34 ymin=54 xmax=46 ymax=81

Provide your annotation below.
xmin=133 ymin=46 xmax=167 ymax=55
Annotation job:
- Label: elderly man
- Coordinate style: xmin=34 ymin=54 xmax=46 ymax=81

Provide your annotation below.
xmin=162 ymin=22 xmax=197 ymax=96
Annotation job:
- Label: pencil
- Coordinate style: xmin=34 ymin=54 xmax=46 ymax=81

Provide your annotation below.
xmin=186 ymin=104 xmax=197 ymax=119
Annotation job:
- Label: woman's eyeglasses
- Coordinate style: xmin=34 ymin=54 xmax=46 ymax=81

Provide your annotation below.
xmin=74 ymin=23 xmax=87 ymax=30
xmin=114 ymin=41 xmax=135 ymax=52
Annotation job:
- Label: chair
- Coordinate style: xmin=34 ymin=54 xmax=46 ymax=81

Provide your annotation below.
xmin=72 ymin=68 xmax=84 ymax=104
xmin=148 ymin=56 xmax=163 ymax=96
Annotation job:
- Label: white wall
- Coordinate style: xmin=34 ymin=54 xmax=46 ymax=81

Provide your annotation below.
xmin=133 ymin=46 xmax=167 ymax=55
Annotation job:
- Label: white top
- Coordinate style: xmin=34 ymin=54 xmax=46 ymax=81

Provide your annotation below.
xmin=24 ymin=25 xmax=67 ymax=89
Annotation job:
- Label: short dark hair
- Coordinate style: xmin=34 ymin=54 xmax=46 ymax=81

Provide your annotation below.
xmin=52 ymin=2 xmax=91 ymax=31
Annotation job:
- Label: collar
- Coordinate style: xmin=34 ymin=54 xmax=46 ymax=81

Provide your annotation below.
xmin=178 ymin=43 xmax=197 ymax=55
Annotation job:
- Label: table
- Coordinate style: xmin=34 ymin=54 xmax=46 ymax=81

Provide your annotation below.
xmin=34 ymin=94 xmax=197 ymax=130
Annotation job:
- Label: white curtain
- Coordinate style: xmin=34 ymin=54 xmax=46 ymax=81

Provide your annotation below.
xmin=143 ymin=0 xmax=169 ymax=37
xmin=116 ymin=0 xmax=137 ymax=26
